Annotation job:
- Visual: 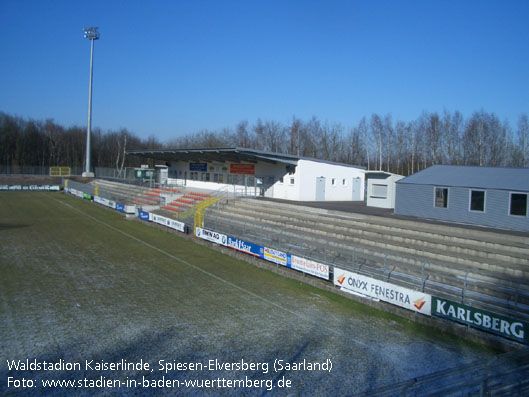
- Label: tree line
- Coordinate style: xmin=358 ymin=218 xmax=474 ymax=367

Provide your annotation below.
xmin=1 ymin=110 xmax=528 ymax=176
xmin=0 ymin=112 xmax=162 ymax=172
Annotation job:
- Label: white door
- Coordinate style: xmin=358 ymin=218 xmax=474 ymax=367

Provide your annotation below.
xmin=352 ymin=177 xmax=362 ymax=200
xmin=315 ymin=177 xmax=326 ymax=201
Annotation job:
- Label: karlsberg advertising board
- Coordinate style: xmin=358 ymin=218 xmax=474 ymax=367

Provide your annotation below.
xmin=334 ymin=267 xmax=431 ymax=315
xmin=432 ymin=297 xmax=528 ymax=344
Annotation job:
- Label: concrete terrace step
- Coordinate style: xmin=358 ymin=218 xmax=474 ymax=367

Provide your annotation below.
xmin=206 ymin=208 xmax=529 ymax=283
xmin=91 ymin=180 xmax=150 ymax=198
xmin=223 ymin=201 xmax=529 ymax=266
xmin=247 ymin=198 xmax=529 ymax=251
xmin=239 ymin=199 xmax=529 ymax=259
xmin=203 ymin=216 xmax=529 ymax=319
xmin=208 ymin=205 xmax=529 ymax=278
xmin=205 ymin=213 xmax=529 ymax=284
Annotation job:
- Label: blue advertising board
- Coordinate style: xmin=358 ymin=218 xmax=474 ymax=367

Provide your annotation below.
xmin=137 ymin=209 xmax=150 ymax=221
xmin=116 ymin=202 xmax=125 ymax=213
xmin=189 ymin=162 xmax=207 ymax=172
xmin=226 ymin=236 xmax=264 ymax=258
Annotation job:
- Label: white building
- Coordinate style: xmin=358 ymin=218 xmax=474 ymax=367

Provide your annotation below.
xmin=127 ymin=148 xmax=365 ymax=202
xmin=365 ymin=171 xmax=404 ymax=209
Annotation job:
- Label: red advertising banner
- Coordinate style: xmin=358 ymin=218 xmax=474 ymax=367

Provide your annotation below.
xmin=230 ymin=164 xmax=255 ymax=175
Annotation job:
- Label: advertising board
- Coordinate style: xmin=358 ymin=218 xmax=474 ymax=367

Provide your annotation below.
xmin=137 ymin=209 xmax=151 ymax=221
xmin=152 ymin=213 xmax=185 ymax=233
xmin=94 ymin=196 xmax=116 ymax=209
xmin=263 ymin=247 xmax=288 ymax=266
xmin=226 ymin=236 xmax=263 ymax=257
xmin=70 ymin=188 xmax=84 ymax=198
xmin=432 ymin=297 xmax=528 ymax=344
xmin=190 ymin=162 xmax=208 ymax=172
xmin=334 ymin=267 xmax=431 ymax=315
xmin=196 ymin=227 xmax=227 ymax=246
xmin=230 ymin=164 xmax=255 ymax=175
xmin=290 ymin=255 xmax=329 ymax=280
xmin=0 ymin=185 xmax=60 ymax=191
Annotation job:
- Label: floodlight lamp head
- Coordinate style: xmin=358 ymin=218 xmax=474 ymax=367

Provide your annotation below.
xmin=83 ymin=27 xmax=100 ymax=40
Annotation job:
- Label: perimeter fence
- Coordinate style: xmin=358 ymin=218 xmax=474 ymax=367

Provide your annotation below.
xmin=203 ymin=202 xmax=529 ymax=325
xmin=0 ymin=165 xmax=138 ymax=180
xmin=356 ymin=347 xmax=529 ymax=396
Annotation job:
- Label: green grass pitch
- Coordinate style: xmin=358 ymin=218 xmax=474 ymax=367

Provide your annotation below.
xmin=0 ymin=192 xmax=498 ymax=395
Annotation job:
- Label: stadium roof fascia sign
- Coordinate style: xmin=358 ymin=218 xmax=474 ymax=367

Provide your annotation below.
xmin=126 ymin=147 xmax=365 ymax=169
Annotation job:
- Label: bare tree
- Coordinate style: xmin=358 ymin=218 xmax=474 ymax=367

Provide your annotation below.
xmin=517 ymin=114 xmax=529 ymax=167
xmin=383 ymin=114 xmax=393 ymax=172
xmin=289 ymin=117 xmax=302 ymax=156
xmin=235 ymin=120 xmax=250 ymax=148
xmin=115 ymin=130 xmax=127 ymax=178
xmin=357 ymin=117 xmax=370 ymax=170
xmin=394 ymin=120 xmax=408 ymax=175
xmin=370 ymin=114 xmax=383 ymax=170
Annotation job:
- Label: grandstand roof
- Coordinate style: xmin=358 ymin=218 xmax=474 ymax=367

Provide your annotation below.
xmin=126 ymin=147 xmax=365 ymax=169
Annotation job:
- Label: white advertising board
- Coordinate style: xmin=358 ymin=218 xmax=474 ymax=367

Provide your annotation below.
xmin=263 ymin=247 xmax=287 ymax=266
xmin=152 ymin=213 xmax=185 ymax=233
xmin=196 ymin=227 xmax=227 ymax=246
xmin=334 ymin=267 xmax=431 ymax=315
xmin=70 ymin=188 xmax=84 ymax=198
xmin=0 ymin=185 xmax=59 ymax=191
xmin=291 ymin=255 xmax=329 ymax=280
xmin=94 ymin=195 xmax=116 ymax=209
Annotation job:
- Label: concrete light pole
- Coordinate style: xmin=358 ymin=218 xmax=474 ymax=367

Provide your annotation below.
xmin=82 ymin=27 xmax=99 ymax=177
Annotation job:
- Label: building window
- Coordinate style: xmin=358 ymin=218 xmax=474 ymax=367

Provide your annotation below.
xmin=201 ymin=172 xmax=210 ymax=182
xmin=510 ymin=193 xmax=528 ymax=216
xmin=371 ymin=184 xmax=388 ymax=199
xmin=435 ymin=187 xmax=448 ymax=208
xmin=279 ymin=177 xmax=284 ymax=184
xmin=470 ymin=190 xmax=485 ymax=212
xmin=342 ymin=178 xmax=346 ymax=186
xmin=332 ymin=178 xmax=336 ymax=186
xmin=289 ymin=178 xmax=295 ymax=185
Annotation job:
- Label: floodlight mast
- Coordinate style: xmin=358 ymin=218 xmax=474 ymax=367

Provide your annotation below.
xmin=82 ymin=27 xmax=99 ymax=177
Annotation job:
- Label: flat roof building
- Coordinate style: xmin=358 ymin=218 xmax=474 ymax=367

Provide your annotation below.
xmin=365 ymin=171 xmax=404 ymax=209
xmin=127 ymin=147 xmax=366 ymax=202
xmin=394 ymin=165 xmax=529 ymax=232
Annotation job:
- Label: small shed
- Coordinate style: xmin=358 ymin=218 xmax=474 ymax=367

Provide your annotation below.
xmin=394 ymin=165 xmax=529 ymax=232
xmin=365 ymin=171 xmax=404 ymax=209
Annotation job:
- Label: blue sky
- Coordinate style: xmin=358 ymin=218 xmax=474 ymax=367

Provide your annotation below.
xmin=1 ymin=0 xmax=528 ymax=141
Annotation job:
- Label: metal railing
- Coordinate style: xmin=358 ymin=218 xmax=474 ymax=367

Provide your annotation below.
xmin=0 ymin=165 xmax=136 ymax=180
xmin=355 ymin=347 xmax=529 ymax=396
xmin=203 ymin=208 xmax=529 ymax=322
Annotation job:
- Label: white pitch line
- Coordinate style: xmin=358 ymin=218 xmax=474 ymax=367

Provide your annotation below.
xmin=54 ymin=196 xmax=372 ymax=349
